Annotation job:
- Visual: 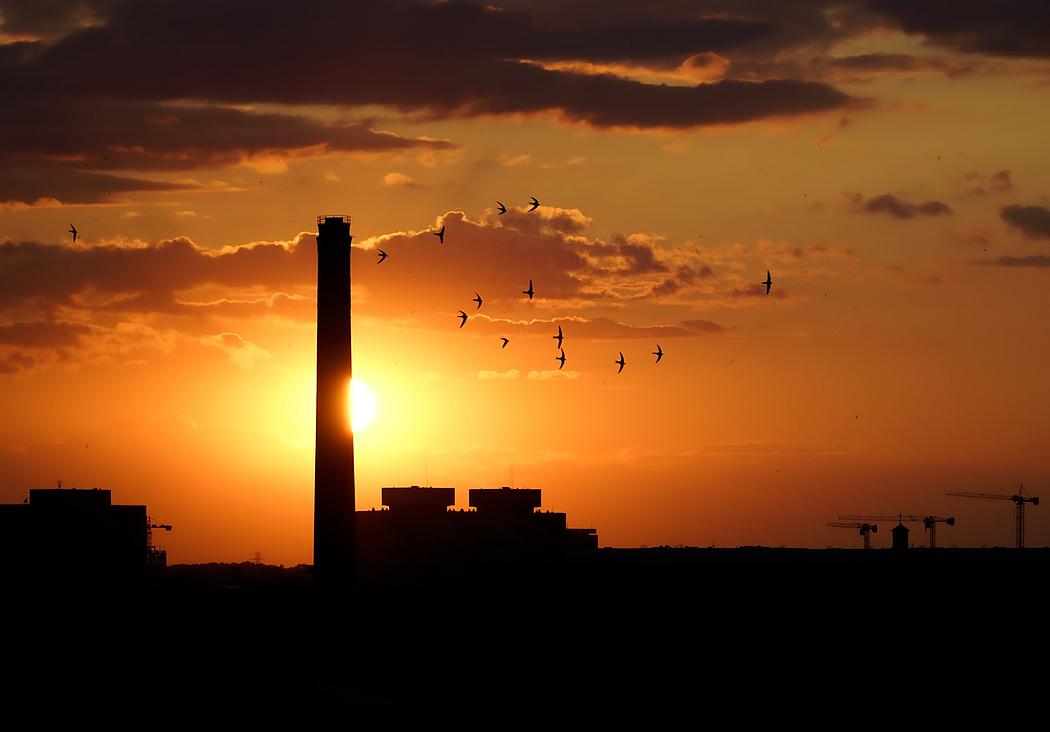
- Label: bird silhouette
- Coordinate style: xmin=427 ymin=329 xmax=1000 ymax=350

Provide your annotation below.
xmin=433 ymin=225 xmax=445 ymax=244
xmin=377 ymin=249 xmax=388 ymax=264
xmin=68 ymin=225 xmax=78 ymax=244
xmin=653 ymin=344 xmax=663 ymax=363
xmin=553 ymin=325 xmax=564 ymax=349
xmin=457 ymin=310 xmax=468 ymax=328
xmin=763 ymin=270 xmax=773 ymax=295
xmin=522 ymin=280 xmax=534 ymax=300
xmin=500 ymin=337 xmax=510 ymax=349
xmin=528 ymin=196 xmax=540 ymax=212
xmin=556 ymin=349 xmax=566 ymax=370
xmin=615 ymin=352 xmax=626 ymax=374
xmin=497 ymin=201 xmax=507 ymax=216
xmin=473 ymin=292 xmax=483 ymax=309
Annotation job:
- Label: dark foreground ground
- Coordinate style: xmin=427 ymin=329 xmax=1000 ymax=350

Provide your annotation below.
xmin=3 ymin=547 xmax=1048 ymax=709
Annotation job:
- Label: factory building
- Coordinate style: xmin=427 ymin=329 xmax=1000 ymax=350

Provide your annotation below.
xmin=0 ymin=487 xmax=169 ymax=581
xmin=356 ymin=485 xmax=597 ymax=570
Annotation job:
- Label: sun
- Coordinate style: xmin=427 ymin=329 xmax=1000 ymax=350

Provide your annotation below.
xmin=349 ymin=378 xmax=378 ymax=432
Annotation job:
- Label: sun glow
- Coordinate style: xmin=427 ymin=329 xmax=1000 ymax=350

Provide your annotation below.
xmin=350 ymin=378 xmax=378 ymax=432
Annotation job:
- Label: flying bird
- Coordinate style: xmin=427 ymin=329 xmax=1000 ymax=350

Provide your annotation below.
xmin=522 ymin=280 xmax=534 ymax=300
xmin=615 ymin=352 xmax=626 ymax=374
xmin=496 ymin=201 xmax=507 ymax=216
xmin=457 ymin=310 xmax=468 ymax=328
xmin=556 ymin=349 xmax=566 ymax=370
xmin=500 ymin=337 xmax=510 ymax=349
xmin=553 ymin=325 xmax=564 ymax=349
xmin=68 ymin=225 xmax=78 ymax=244
xmin=528 ymin=196 xmax=540 ymax=212
xmin=473 ymin=292 xmax=483 ymax=310
xmin=653 ymin=344 xmax=663 ymax=363
xmin=763 ymin=270 xmax=773 ymax=295
xmin=433 ymin=225 xmax=445 ymax=244
xmin=377 ymin=249 xmax=388 ymax=264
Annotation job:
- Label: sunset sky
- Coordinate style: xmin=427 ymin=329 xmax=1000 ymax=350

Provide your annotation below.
xmin=2 ymin=0 xmax=1049 ymax=562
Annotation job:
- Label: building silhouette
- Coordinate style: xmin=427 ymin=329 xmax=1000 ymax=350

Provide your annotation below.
xmin=356 ymin=485 xmax=597 ymax=571
xmin=0 ymin=487 xmax=168 ymax=581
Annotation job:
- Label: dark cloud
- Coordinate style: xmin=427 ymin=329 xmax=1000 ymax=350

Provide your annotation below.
xmin=0 ymin=98 xmax=454 ymax=171
xmin=0 ymin=97 xmax=452 ymax=204
xmin=0 ymin=320 xmax=92 ymax=347
xmin=848 ymin=192 xmax=953 ymax=219
xmin=0 ymin=1 xmax=117 ymax=38
xmin=1001 ymin=204 xmax=1050 ymax=239
xmin=0 ymin=208 xmax=721 ymax=332
xmin=821 ymin=52 xmax=973 ymax=77
xmin=869 ymin=0 xmax=1050 ymax=58
xmin=1 ymin=1 xmax=853 ymax=131
xmin=972 ymin=255 xmax=1050 ymax=267
xmin=0 ymin=351 xmax=36 ymax=375
xmin=1 ymin=162 xmax=192 ymax=205
xmin=962 ymin=169 xmax=1014 ymax=196
xmin=650 ymin=263 xmax=716 ymax=296
xmin=0 ymin=235 xmax=316 ymax=312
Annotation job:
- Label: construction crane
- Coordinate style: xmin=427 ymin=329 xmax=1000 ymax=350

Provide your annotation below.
xmin=947 ymin=484 xmax=1039 ymax=549
xmin=827 ymin=521 xmax=878 ymax=549
xmin=839 ymin=514 xmax=956 ymax=549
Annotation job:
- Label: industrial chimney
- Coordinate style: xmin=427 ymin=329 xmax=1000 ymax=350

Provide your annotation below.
xmin=314 ymin=215 xmax=356 ymax=608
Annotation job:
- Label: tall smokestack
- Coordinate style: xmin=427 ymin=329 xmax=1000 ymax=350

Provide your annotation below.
xmin=314 ymin=215 xmax=356 ymax=608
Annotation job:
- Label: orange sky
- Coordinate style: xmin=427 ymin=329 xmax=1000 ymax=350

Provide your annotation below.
xmin=2 ymin=1 xmax=1050 ymax=562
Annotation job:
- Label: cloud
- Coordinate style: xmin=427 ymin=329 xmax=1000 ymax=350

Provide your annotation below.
xmin=972 ymin=255 xmax=1050 ymax=268
xmin=0 ymin=351 xmax=37 ymax=375
xmin=1001 ymin=204 xmax=1050 ymax=239
xmin=0 ymin=96 xmax=452 ymax=204
xmin=527 ymin=370 xmax=581 ymax=380
xmin=0 ymin=320 xmax=93 ymax=348
xmin=499 ymin=154 xmax=532 ymax=167
xmin=0 ymin=235 xmax=316 ymax=313
xmin=1 ymin=206 xmax=745 ymax=336
xmin=0 ymin=2 xmax=854 ymax=134
xmin=382 ymin=172 xmax=419 ymax=188
xmin=962 ymin=169 xmax=1014 ymax=196
xmin=650 ymin=264 xmax=716 ymax=296
xmin=466 ymin=314 xmax=726 ymax=340
xmin=847 ymin=192 xmax=953 ymax=219
xmin=818 ymin=52 xmax=974 ymax=78
xmin=477 ymin=369 xmax=520 ymax=381
xmin=199 ymin=332 xmax=270 ymax=369
xmin=0 ymin=162 xmax=192 ymax=205
xmin=869 ymin=0 xmax=1050 ymax=58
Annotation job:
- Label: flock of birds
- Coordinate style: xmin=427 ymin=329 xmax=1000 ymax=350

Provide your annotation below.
xmin=63 ymin=197 xmax=776 ymax=376
xmin=370 ymin=196 xmax=775 ymax=375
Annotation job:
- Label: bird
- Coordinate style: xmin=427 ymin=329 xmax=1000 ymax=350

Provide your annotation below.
xmin=457 ymin=310 xmax=468 ymax=328
xmin=433 ymin=225 xmax=445 ymax=244
xmin=68 ymin=225 xmax=78 ymax=244
xmin=556 ymin=349 xmax=566 ymax=370
xmin=473 ymin=292 xmax=483 ymax=310
xmin=377 ymin=249 xmax=388 ymax=264
xmin=522 ymin=280 xmax=534 ymax=300
xmin=763 ymin=270 xmax=773 ymax=295
xmin=615 ymin=352 xmax=626 ymax=374
xmin=497 ymin=201 xmax=507 ymax=216
xmin=653 ymin=344 xmax=663 ymax=363
xmin=500 ymin=337 xmax=510 ymax=349
xmin=528 ymin=196 xmax=540 ymax=212
xmin=553 ymin=325 xmax=564 ymax=349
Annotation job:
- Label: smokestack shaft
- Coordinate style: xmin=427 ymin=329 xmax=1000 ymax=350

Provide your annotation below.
xmin=314 ymin=215 xmax=356 ymax=606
